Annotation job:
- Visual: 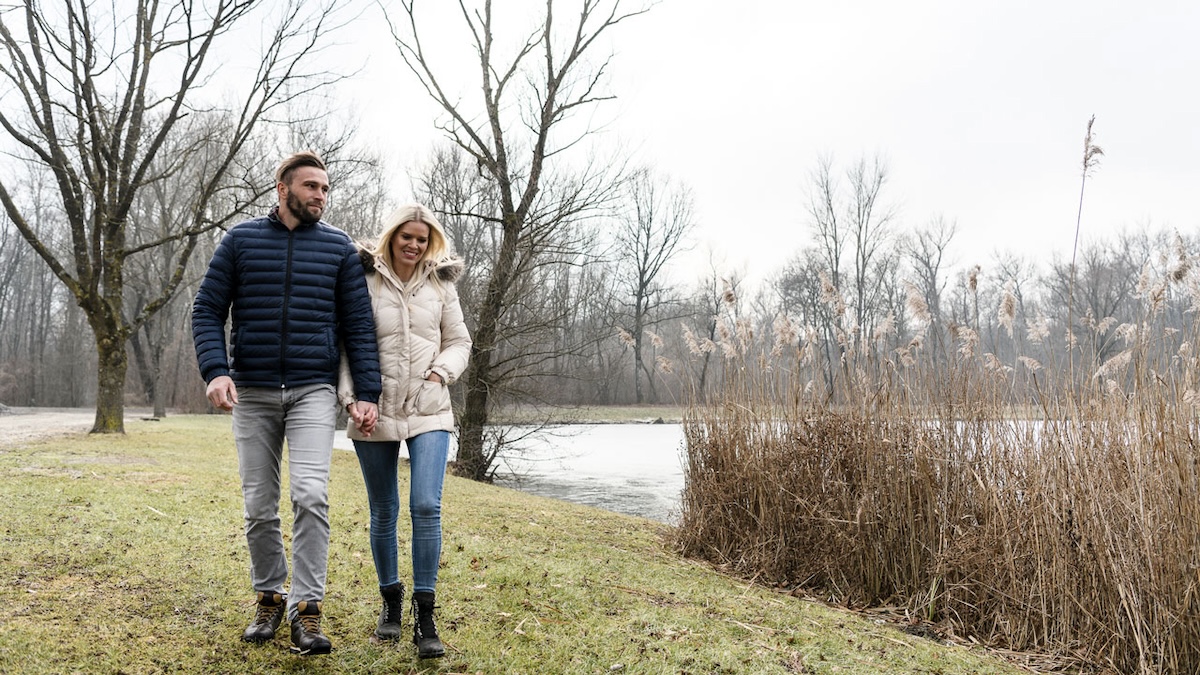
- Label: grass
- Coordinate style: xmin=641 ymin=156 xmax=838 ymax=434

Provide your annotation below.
xmin=0 ymin=415 xmax=1027 ymax=674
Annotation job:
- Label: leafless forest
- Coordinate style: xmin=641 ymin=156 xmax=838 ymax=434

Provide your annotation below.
xmin=0 ymin=3 xmax=1191 ymax=430
xmin=0 ymin=1 xmax=1193 ymax=451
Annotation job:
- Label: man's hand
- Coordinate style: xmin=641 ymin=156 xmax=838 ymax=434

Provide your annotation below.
xmin=206 ymin=375 xmax=238 ymax=411
xmin=349 ymin=400 xmax=379 ymax=437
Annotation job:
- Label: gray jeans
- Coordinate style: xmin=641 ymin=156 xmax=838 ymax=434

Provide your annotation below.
xmin=232 ymin=383 xmax=337 ymax=620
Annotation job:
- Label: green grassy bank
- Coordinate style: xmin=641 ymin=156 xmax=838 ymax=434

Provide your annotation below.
xmin=0 ymin=415 xmax=1027 ymax=674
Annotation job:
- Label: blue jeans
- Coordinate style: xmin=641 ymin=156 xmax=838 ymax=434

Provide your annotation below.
xmin=232 ymin=383 xmax=337 ymax=621
xmin=353 ymin=431 xmax=449 ymax=593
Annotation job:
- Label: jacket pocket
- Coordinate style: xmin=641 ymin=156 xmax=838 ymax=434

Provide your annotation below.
xmin=231 ymin=325 xmax=245 ymax=368
xmin=325 ymin=327 xmax=338 ymax=370
xmin=412 ymin=379 xmax=449 ymax=416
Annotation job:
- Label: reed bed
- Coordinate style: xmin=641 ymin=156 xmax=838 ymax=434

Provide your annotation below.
xmin=675 ymin=268 xmax=1200 ymax=674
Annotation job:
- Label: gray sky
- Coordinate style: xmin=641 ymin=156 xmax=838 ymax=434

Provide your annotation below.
xmin=343 ymin=1 xmax=1200 ymax=286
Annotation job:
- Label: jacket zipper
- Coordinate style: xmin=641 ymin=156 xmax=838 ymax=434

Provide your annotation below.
xmin=280 ymin=228 xmax=294 ymax=388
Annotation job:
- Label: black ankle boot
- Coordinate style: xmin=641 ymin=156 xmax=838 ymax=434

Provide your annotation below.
xmin=376 ymin=583 xmax=405 ymax=640
xmin=411 ymin=591 xmax=445 ymax=659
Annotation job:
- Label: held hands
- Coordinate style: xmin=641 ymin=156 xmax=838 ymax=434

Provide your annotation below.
xmin=349 ymin=400 xmax=379 ymax=437
xmin=348 ymin=373 xmax=440 ymax=436
xmin=206 ymin=375 xmax=238 ymax=411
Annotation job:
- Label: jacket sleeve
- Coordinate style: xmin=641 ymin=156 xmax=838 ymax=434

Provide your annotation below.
xmin=335 ymin=243 xmax=382 ymax=404
xmin=191 ymin=232 xmax=237 ymax=384
xmin=430 ymin=282 xmax=472 ymax=385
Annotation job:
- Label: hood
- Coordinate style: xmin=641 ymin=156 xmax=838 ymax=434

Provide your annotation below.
xmin=357 ymin=246 xmax=465 ymax=283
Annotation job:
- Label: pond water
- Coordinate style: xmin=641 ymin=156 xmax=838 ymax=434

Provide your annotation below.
xmin=335 ymin=423 xmax=687 ymax=524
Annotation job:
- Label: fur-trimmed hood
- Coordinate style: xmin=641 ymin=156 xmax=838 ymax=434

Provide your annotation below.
xmin=355 ymin=246 xmax=465 ymax=283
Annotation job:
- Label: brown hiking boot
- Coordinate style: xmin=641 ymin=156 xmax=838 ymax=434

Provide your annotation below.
xmin=290 ymin=600 xmax=332 ymax=655
xmin=242 ymin=591 xmax=286 ymax=643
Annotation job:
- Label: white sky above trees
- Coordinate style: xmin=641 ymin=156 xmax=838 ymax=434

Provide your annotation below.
xmin=332 ymin=1 xmax=1200 ymax=286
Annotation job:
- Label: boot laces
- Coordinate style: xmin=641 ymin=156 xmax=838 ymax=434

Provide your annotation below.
xmin=414 ymin=603 xmax=438 ymax=638
xmin=382 ymin=597 xmax=403 ymax=623
xmin=253 ymin=601 xmax=280 ymax=625
xmin=296 ymin=613 xmax=321 ymax=634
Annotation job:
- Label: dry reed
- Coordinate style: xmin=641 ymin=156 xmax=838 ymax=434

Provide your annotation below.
xmin=675 ymin=254 xmax=1200 ymax=674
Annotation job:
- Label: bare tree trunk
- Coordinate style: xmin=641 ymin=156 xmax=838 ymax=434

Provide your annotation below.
xmin=455 ymin=210 xmax=521 ymax=479
xmin=617 ymin=167 xmax=695 ymax=405
xmin=93 ymin=327 xmax=128 ymax=433
xmin=130 ymin=321 xmax=169 ymax=418
xmin=456 ymin=368 xmax=493 ymax=480
xmin=633 ymin=305 xmax=646 ymax=404
xmin=390 ymin=0 xmax=650 ymax=480
xmin=130 ymin=332 xmax=155 ymax=411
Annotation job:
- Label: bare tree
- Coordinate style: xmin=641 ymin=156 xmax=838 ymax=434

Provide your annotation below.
xmin=776 ymin=248 xmax=838 ymax=395
xmin=776 ymin=250 xmax=825 ymax=327
xmin=615 ymin=167 xmax=694 ymax=403
xmin=0 ymin=207 xmax=46 ymax=404
xmin=903 ymin=214 xmax=956 ymax=360
xmin=386 ymin=0 xmax=651 ymax=480
xmin=678 ymin=254 xmax=743 ymax=402
xmin=0 ymin=167 xmax=85 ymax=405
xmin=807 ymin=156 xmax=845 ymax=294
xmin=792 ymin=154 xmax=898 ymax=397
xmin=989 ymin=250 xmax=1039 ymax=361
xmin=1045 ymin=231 xmax=1151 ymax=369
xmin=566 ymin=263 xmax=623 ymax=403
xmin=805 ymin=155 xmax=897 ymax=333
xmin=125 ymin=166 xmax=200 ymax=419
xmin=845 ymin=156 xmax=898 ymax=335
xmin=0 ymin=0 xmax=352 ymax=432
xmin=121 ymin=102 xmax=391 ymax=420
xmin=411 ymin=144 xmax=499 ymax=333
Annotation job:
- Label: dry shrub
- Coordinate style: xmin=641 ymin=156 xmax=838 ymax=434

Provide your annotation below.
xmin=680 ymin=407 xmax=944 ymax=604
xmin=676 ymin=268 xmax=1200 ymax=674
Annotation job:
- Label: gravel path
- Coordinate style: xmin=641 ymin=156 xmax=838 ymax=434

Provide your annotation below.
xmin=0 ymin=406 xmax=154 ymax=448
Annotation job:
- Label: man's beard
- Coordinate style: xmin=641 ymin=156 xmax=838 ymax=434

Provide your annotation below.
xmin=286 ymin=191 xmax=322 ymax=225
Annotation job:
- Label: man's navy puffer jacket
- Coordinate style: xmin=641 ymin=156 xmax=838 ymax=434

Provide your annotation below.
xmin=192 ymin=209 xmax=382 ymax=403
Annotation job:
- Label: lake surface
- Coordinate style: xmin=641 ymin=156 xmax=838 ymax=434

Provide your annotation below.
xmin=335 ymin=423 xmax=686 ymax=523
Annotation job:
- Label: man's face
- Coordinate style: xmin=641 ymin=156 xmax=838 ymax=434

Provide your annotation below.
xmin=280 ymin=166 xmax=330 ymax=225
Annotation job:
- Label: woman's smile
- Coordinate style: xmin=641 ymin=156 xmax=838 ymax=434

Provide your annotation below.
xmin=390 ymin=220 xmax=431 ymax=280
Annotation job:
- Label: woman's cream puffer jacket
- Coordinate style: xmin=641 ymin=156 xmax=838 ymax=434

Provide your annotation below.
xmin=339 ymin=252 xmax=472 ymax=441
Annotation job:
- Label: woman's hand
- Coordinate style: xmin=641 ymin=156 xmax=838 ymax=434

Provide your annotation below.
xmin=426 ymin=371 xmax=443 ymax=384
xmin=349 ymin=400 xmax=378 ymax=437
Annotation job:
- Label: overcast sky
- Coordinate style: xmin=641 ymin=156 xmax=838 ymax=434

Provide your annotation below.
xmin=341 ymin=1 xmax=1200 ymax=287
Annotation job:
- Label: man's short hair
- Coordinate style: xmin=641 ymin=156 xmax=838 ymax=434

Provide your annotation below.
xmin=275 ymin=151 xmax=327 ymax=186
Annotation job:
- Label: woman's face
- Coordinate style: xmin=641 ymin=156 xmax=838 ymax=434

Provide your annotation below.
xmin=389 ymin=220 xmax=431 ymax=279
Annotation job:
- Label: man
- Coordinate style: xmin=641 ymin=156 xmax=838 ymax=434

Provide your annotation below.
xmin=192 ymin=151 xmax=381 ymax=655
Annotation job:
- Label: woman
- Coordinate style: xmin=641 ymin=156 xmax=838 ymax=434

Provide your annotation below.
xmin=339 ymin=203 xmax=471 ymax=659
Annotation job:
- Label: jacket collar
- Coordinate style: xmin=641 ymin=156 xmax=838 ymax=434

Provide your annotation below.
xmin=267 ymin=205 xmax=319 ymax=231
xmin=375 ymin=256 xmax=433 ymax=291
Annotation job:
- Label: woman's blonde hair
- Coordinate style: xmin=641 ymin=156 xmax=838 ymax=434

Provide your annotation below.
xmin=372 ymin=203 xmax=450 ymax=272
